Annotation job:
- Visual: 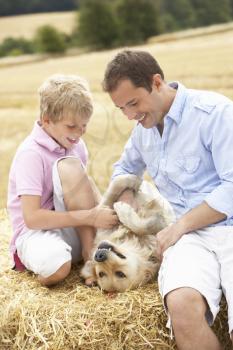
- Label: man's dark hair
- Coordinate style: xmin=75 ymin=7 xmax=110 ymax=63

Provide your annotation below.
xmin=102 ymin=50 xmax=164 ymax=93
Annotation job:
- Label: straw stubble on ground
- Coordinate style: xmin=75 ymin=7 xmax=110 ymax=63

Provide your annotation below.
xmin=0 ymin=211 xmax=231 ymax=350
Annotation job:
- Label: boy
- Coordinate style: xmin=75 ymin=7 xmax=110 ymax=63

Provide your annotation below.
xmin=7 ymin=74 xmax=118 ymax=287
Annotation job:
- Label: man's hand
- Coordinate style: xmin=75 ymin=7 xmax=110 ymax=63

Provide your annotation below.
xmin=117 ymin=189 xmax=139 ymax=212
xmin=155 ymin=201 xmax=227 ymax=261
xmin=155 ymin=222 xmax=185 ymax=261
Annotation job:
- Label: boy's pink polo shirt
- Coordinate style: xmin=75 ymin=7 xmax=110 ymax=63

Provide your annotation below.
xmin=7 ymin=121 xmax=88 ymax=268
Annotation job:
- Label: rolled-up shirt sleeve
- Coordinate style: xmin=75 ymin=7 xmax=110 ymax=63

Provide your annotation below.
xmin=203 ymin=104 xmax=233 ymax=218
xmin=112 ymin=127 xmax=146 ymax=180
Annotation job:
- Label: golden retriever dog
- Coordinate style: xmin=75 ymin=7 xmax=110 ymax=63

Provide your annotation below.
xmin=81 ymin=175 xmax=174 ymax=292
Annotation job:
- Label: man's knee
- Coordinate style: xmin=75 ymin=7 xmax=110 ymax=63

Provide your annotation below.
xmin=166 ymin=288 xmax=208 ymax=331
xmin=38 ymin=260 xmax=71 ymax=286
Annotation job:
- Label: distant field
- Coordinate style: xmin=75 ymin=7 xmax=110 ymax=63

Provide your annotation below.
xmin=0 ymin=11 xmax=76 ymax=42
xmin=149 ymin=21 xmax=233 ymax=43
xmin=0 ymin=23 xmax=233 ymax=208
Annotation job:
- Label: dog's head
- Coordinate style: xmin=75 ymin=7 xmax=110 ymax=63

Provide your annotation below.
xmin=81 ymin=236 xmax=159 ymax=292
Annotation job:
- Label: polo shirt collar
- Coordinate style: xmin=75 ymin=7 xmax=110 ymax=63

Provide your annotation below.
xmin=31 ymin=121 xmax=66 ymax=154
xmin=166 ymin=81 xmax=187 ymax=125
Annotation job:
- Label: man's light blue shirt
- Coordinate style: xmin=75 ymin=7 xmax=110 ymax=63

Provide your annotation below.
xmin=112 ymin=82 xmax=233 ymax=226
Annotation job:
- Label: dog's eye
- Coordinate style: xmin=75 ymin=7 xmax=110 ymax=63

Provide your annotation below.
xmin=115 ymin=271 xmax=126 ymax=278
xmin=99 ymin=271 xmax=106 ymax=278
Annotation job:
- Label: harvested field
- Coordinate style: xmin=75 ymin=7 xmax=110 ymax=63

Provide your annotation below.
xmin=0 ymin=12 xmax=76 ymax=43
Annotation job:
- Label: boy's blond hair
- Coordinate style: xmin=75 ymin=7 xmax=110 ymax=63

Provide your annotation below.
xmin=38 ymin=74 xmax=93 ymax=122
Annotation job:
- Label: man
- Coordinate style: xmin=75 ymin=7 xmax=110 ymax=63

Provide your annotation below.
xmin=102 ymin=49 xmax=233 ymax=350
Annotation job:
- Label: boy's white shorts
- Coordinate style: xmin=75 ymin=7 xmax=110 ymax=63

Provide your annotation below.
xmin=158 ymin=226 xmax=233 ymax=334
xmin=15 ymin=157 xmax=82 ymax=278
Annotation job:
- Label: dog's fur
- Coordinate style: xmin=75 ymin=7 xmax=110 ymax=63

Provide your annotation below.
xmin=81 ymin=175 xmax=175 ymax=292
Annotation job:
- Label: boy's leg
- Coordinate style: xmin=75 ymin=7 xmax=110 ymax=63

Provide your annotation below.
xmin=38 ymin=261 xmax=71 ymax=286
xmin=15 ymin=229 xmax=73 ymax=286
xmin=158 ymin=230 xmax=223 ymax=350
xmin=56 ymin=157 xmax=100 ymax=262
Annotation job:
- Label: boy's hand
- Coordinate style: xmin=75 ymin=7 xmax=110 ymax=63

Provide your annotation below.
xmin=91 ymin=206 xmax=119 ymax=229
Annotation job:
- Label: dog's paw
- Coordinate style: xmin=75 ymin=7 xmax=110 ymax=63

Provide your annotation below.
xmin=112 ymin=175 xmax=142 ymax=193
xmin=80 ymin=260 xmax=96 ymax=285
xmin=114 ymin=201 xmax=140 ymax=230
xmin=101 ymin=175 xmax=142 ymax=207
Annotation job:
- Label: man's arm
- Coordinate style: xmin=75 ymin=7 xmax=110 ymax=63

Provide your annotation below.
xmin=21 ymin=195 xmax=118 ymax=230
xmin=156 ymin=201 xmax=226 ymax=260
xmin=156 ymin=103 xmax=233 ymax=259
xmin=111 ymin=127 xmax=147 ymax=210
xmin=112 ymin=127 xmax=146 ymax=180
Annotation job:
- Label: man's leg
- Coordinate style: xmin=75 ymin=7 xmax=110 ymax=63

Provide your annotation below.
xmin=166 ymin=288 xmax=223 ymax=350
xmin=57 ymin=157 xmax=99 ymax=262
xmin=158 ymin=231 xmax=223 ymax=350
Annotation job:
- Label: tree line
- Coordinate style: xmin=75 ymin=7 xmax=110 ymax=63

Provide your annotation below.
xmin=76 ymin=0 xmax=233 ymax=48
xmin=0 ymin=0 xmax=78 ymax=17
xmin=0 ymin=0 xmax=233 ymax=56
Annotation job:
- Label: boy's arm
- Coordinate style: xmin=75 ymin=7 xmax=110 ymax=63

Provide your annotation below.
xmin=21 ymin=195 xmax=118 ymax=230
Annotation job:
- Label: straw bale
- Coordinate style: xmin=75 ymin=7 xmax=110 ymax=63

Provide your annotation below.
xmin=0 ymin=210 xmax=231 ymax=350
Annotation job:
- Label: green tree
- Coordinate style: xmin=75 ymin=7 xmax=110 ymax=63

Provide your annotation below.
xmin=158 ymin=13 xmax=180 ymax=33
xmin=0 ymin=0 xmax=77 ymax=16
xmin=190 ymin=0 xmax=232 ymax=26
xmin=34 ymin=25 xmax=66 ymax=54
xmin=0 ymin=37 xmax=34 ymax=57
xmin=77 ymin=0 xmax=118 ymax=49
xmin=230 ymin=0 xmax=233 ymax=16
xmin=160 ymin=0 xmax=196 ymax=31
xmin=116 ymin=0 xmax=160 ymax=45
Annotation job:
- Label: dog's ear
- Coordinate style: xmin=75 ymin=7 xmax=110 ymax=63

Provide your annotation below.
xmin=142 ymin=261 xmax=159 ymax=285
xmin=80 ymin=260 xmax=97 ymax=281
xmin=142 ymin=269 xmax=154 ymax=284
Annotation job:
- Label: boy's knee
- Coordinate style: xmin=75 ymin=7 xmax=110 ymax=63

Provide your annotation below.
xmin=38 ymin=260 xmax=71 ymax=287
xmin=58 ymin=157 xmax=85 ymax=180
xmin=57 ymin=157 xmax=88 ymax=191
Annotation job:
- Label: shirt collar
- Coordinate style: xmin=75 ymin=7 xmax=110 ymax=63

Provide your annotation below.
xmin=166 ymin=81 xmax=187 ymax=125
xmin=31 ymin=121 xmax=67 ymax=154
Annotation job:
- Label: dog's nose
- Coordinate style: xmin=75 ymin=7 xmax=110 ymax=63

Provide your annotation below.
xmin=94 ymin=250 xmax=108 ymax=262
